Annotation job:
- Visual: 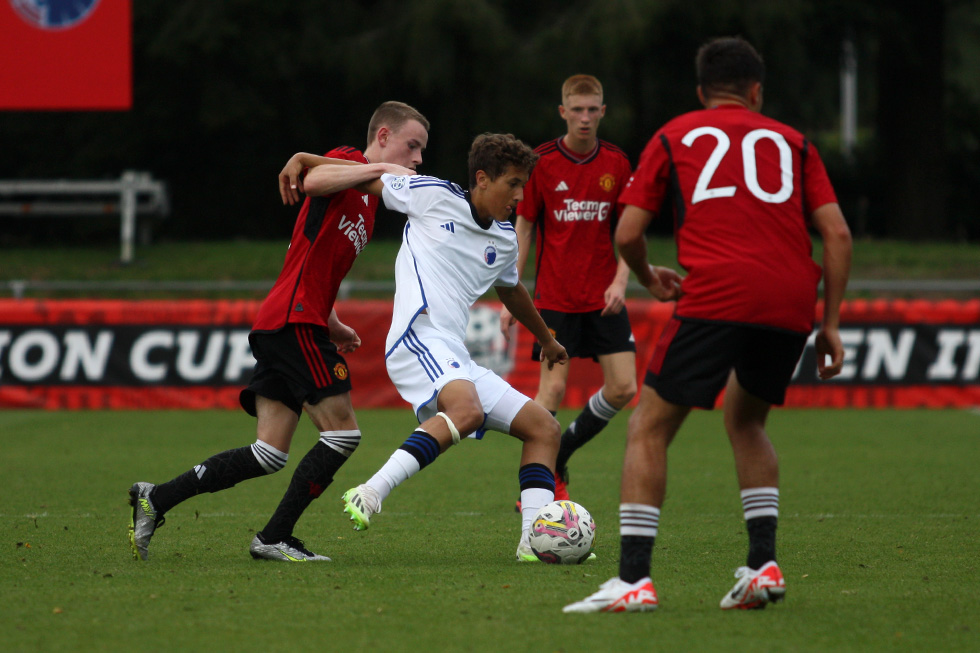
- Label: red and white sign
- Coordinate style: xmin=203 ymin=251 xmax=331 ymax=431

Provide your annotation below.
xmin=0 ymin=298 xmax=977 ymax=410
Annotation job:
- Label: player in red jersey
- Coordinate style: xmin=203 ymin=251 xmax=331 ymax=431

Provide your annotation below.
xmin=500 ymin=75 xmax=636 ymax=503
xmin=127 ymin=102 xmax=429 ymax=563
xmin=565 ymin=37 xmax=852 ymax=613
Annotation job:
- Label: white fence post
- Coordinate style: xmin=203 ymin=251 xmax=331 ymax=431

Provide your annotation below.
xmin=120 ymin=171 xmax=138 ymax=264
xmin=0 ymin=172 xmax=168 ymax=264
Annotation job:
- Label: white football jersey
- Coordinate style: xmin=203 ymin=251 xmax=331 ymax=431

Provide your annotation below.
xmin=380 ymin=173 xmax=519 ymax=352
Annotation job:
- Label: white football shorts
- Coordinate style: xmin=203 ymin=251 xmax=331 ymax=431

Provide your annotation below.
xmin=386 ymin=318 xmax=530 ymax=436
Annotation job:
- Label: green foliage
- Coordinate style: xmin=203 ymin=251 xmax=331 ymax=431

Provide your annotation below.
xmin=1 ymin=1 xmax=979 ymax=240
xmin=2 ymin=408 xmax=979 ymax=651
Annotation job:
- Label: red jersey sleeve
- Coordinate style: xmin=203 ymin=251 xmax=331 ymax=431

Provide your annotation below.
xmin=801 ymin=143 xmax=838 ymax=216
xmin=517 ymin=161 xmax=544 ymax=224
xmin=619 ymin=132 xmax=671 ymax=213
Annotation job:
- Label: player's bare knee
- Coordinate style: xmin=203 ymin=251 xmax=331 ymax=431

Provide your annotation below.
xmin=723 ymin=410 xmax=765 ymax=441
xmin=538 ymin=380 xmax=566 ymax=407
xmin=445 ymin=403 xmax=484 ymax=437
xmin=628 ymin=410 xmax=677 ymax=446
xmin=604 ymin=381 xmax=637 ymax=408
xmin=537 ymin=411 xmax=562 ymax=447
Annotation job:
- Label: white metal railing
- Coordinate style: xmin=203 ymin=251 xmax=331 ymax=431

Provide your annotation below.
xmin=0 ymin=171 xmax=169 ymax=264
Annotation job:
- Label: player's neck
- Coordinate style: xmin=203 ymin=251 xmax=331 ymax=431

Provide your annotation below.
xmin=468 ymin=191 xmax=496 ymax=227
xmin=705 ymin=98 xmax=748 ymax=109
xmin=362 ymin=143 xmax=382 ymax=163
xmin=561 ymin=134 xmax=598 ymax=156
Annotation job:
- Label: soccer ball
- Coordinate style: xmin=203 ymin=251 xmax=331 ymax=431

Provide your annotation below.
xmin=529 ymin=500 xmax=596 ymax=564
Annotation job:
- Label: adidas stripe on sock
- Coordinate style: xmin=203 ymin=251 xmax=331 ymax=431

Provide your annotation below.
xmin=557 ymin=390 xmax=619 ymax=477
xmin=620 ymin=503 xmax=660 ymax=538
xmin=587 ymin=390 xmax=619 ymax=422
xmin=319 ymin=429 xmax=361 ymax=458
xmin=251 ymin=439 xmax=289 ymax=474
xmin=741 ymin=486 xmax=779 ymax=520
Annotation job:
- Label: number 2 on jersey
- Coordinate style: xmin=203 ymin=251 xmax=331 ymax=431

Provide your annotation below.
xmin=682 ymin=127 xmax=793 ymax=205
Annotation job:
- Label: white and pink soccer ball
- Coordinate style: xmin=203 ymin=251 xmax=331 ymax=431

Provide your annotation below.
xmin=529 ymin=500 xmax=596 ymax=564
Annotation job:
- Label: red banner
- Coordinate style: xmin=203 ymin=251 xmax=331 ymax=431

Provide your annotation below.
xmin=0 ymin=0 xmax=131 ymax=110
xmin=0 ymin=298 xmax=978 ymax=410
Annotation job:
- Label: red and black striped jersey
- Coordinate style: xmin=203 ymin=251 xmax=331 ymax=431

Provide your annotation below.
xmin=252 ymin=146 xmax=379 ymax=332
xmin=517 ymin=137 xmax=632 ymax=312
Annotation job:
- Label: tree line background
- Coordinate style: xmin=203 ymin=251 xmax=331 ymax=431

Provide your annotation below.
xmin=1 ymin=0 xmax=978 ymax=244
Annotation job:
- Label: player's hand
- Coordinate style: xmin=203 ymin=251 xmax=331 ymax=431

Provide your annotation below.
xmin=279 ymin=154 xmax=308 ymax=206
xmin=601 ymin=283 xmax=627 ymax=316
xmin=814 ymin=325 xmax=844 ymax=380
xmin=329 ymin=322 xmax=362 ymax=354
xmin=644 ymin=265 xmax=683 ymax=302
xmin=499 ymin=307 xmax=517 ymax=341
xmin=539 ymin=339 xmax=568 ymax=371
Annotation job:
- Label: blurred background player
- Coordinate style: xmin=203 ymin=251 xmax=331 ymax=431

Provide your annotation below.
xmin=499 ymin=75 xmax=636 ymax=506
xmin=301 ymin=133 xmax=569 ymax=561
xmin=565 ymin=36 xmax=852 ymax=613
xmin=128 ymin=102 xmax=430 ymax=562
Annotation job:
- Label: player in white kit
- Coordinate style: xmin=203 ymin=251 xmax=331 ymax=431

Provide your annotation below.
xmin=302 ymin=133 xmax=568 ymax=560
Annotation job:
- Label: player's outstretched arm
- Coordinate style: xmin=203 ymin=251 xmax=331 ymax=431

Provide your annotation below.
xmin=496 ymin=283 xmax=568 ymax=369
xmin=811 ymin=202 xmax=852 ymax=380
xmin=615 ymin=205 xmax=683 ymax=301
xmin=278 ymin=153 xmax=363 ymax=205
xmin=303 ymin=162 xmax=415 ymax=198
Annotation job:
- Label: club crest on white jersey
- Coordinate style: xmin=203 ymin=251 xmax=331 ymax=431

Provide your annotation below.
xmin=379 ymin=171 xmax=519 ymax=347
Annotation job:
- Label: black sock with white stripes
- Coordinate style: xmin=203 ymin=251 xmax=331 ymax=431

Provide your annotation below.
xmin=260 ymin=441 xmax=351 ymax=542
xmin=741 ymin=486 xmax=779 ymax=569
xmin=619 ymin=503 xmax=659 ymax=583
xmin=556 ymin=391 xmax=618 ymax=482
xmin=151 ymin=443 xmax=284 ymax=515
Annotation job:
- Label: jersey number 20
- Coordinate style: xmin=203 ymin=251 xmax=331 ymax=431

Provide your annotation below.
xmin=682 ymin=127 xmax=793 ymax=205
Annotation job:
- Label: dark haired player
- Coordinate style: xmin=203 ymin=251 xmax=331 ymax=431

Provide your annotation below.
xmin=304 ymin=133 xmax=569 ymax=561
xmin=565 ymin=37 xmax=852 ymax=613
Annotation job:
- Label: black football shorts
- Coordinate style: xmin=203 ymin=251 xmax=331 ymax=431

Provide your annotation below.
xmin=531 ymin=307 xmax=636 ymax=362
xmin=645 ymin=316 xmax=808 ymax=408
xmin=239 ymin=323 xmax=352 ymax=417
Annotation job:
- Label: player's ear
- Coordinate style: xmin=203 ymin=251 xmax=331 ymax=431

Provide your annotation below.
xmin=696 ymin=85 xmax=707 ymax=107
xmin=376 ymin=126 xmax=390 ymax=147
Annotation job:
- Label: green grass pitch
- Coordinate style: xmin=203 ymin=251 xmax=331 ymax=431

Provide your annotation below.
xmin=2 ymin=407 xmax=978 ymax=652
